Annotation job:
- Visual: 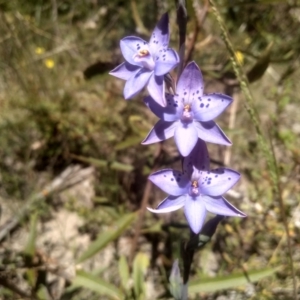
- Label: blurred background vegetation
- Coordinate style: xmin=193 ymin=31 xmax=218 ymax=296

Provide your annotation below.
xmin=0 ymin=0 xmax=300 ymax=299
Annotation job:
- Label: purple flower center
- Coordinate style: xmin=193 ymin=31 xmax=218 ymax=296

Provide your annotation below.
xmin=189 ymin=180 xmax=200 ymax=196
xmin=181 ymin=104 xmax=193 ymax=123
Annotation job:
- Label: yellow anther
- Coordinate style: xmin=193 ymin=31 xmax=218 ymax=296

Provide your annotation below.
xmin=138 ymin=49 xmax=149 ymax=57
xmin=192 ymin=180 xmax=198 ymax=188
xmin=184 ymin=104 xmax=191 ymax=112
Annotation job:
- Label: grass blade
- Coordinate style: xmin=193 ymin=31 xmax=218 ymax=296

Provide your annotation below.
xmin=72 ymin=270 xmax=122 ymax=300
xmin=24 ymin=213 xmax=38 ymax=257
xmin=76 ymin=212 xmax=137 ymax=263
xmin=118 ymin=255 xmax=130 ymax=291
xmin=189 ymin=267 xmax=279 ymax=293
xmin=133 ymin=252 xmax=149 ymax=298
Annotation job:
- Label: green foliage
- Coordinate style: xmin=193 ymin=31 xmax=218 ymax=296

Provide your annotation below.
xmin=23 ymin=213 xmax=38 ymax=257
xmin=132 ymin=252 xmax=149 ymax=299
xmin=118 ymin=255 xmax=130 ymax=292
xmin=72 ymin=270 xmax=123 ymax=300
xmin=77 ymin=212 xmax=137 ymax=263
xmin=0 ymin=0 xmax=300 ymax=299
xmin=189 ymin=267 xmax=279 ymax=293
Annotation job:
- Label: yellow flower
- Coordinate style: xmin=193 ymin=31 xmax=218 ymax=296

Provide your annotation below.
xmin=235 ymin=51 xmax=244 ymax=65
xmin=44 ymin=59 xmax=55 ymax=69
xmin=35 ymin=47 xmax=45 ymax=55
xmin=245 ymin=37 xmax=251 ymax=45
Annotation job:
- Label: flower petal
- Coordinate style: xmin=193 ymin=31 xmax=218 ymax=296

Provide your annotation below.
xmin=193 ymin=93 xmax=233 ymax=122
xmin=183 ymin=139 xmax=210 ymax=175
xmin=109 ymin=62 xmax=140 ymax=80
xmin=149 ymin=169 xmax=189 ymax=196
xmin=194 ymin=121 xmax=232 ymax=146
xmin=142 ymin=120 xmax=177 ymax=144
xmin=203 ymin=195 xmax=246 ymax=217
xmin=149 ymin=13 xmax=169 ymax=54
xmin=120 ymin=37 xmax=150 ymax=67
xmin=147 ymin=195 xmax=186 ymax=213
xmin=147 ymin=74 xmax=166 ymax=106
xmin=199 ymin=168 xmax=240 ymax=196
xmin=174 ymin=122 xmax=198 ymax=157
xmin=144 ymin=94 xmax=183 ymax=121
xmin=176 ymin=61 xmax=204 ymax=105
xmin=184 ymin=196 xmax=207 ymax=234
xmin=154 ymin=48 xmax=179 ymax=76
xmin=124 ymin=69 xmax=152 ymax=99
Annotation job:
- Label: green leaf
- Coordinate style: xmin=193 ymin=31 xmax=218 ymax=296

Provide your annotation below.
xmin=24 ymin=213 xmax=38 ymax=257
xmin=133 ymin=252 xmax=149 ymax=298
xmin=247 ymin=42 xmax=273 ymax=83
xmin=36 ymin=285 xmax=50 ymax=300
xmin=76 ymin=212 xmax=137 ymax=263
xmin=110 ymin=161 xmax=133 ymax=172
xmin=169 ymin=259 xmax=183 ymax=300
xmin=140 ymin=221 xmax=163 ymax=234
xmin=118 ymin=255 xmax=130 ymax=291
xmin=72 ymin=270 xmax=122 ymax=300
xmin=115 ymin=136 xmax=142 ymax=150
xmin=189 ymin=267 xmax=279 ymax=293
xmin=70 ymin=154 xmax=133 ymax=172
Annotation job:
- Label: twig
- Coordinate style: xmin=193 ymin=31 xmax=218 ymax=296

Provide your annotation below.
xmin=51 ymin=0 xmax=59 ymax=41
xmin=130 ymin=0 xmax=149 ymax=35
xmin=185 ymin=0 xmax=209 ymax=63
xmin=184 ymin=19 xmax=199 ymax=65
xmin=0 ymin=166 xmax=94 ymax=242
xmin=129 ymin=144 xmax=163 ymax=265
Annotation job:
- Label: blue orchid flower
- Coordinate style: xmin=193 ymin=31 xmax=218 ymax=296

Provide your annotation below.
xmin=142 ymin=61 xmax=233 ymax=156
xmin=148 ymin=140 xmax=246 ymax=234
xmin=109 ymin=13 xmax=179 ymax=107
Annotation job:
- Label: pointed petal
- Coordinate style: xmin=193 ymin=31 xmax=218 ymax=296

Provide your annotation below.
xmin=147 ymin=195 xmax=185 ymax=213
xmin=176 ymin=61 xmax=204 ymax=105
xmin=174 ymin=122 xmax=198 ymax=157
xmin=203 ymin=196 xmax=246 ymax=217
xmin=194 ymin=121 xmax=232 ymax=146
xmin=193 ymin=93 xmax=233 ymax=122
xmin=147 ymin=74 xmax=166 ymax=106
xmin=120 ymin=37 xmax=151 ymax=67
xmin=184 ymin=196 xmax=207 ymax=234
xmin=142 ymin=120 xmax=177 ymax=144
xmin=124 ymin=69 xmax=152 ymax=99
xmin=199 ymin=168 xmax=240 ymax=196
xmin=183 ymin=139 xmax=210 ymax=175
xmin=154 ymin=48 xmax=179 ymax=76
xmin=149 ymin=169 xmax=189 ymax=196
xmin=109 ymin=62 xmax=140 ymax=80
xmin=144 ymin=94 xmax=183 ymax=121
xmin=149 ymin=13 xmax=169 ymax=54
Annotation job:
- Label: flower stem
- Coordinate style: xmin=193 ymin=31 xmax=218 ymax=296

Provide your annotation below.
xmin=176 ymin=0 xmax=187 ymax=81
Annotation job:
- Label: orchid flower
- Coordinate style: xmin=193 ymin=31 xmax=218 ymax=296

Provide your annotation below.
xmin=142 ymin=61 xmax=232 ymax=156
xmin=109 ymin=13 xmax=179 ymax=106
xmin=148 ymin=140 xmax=246 ymax=234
